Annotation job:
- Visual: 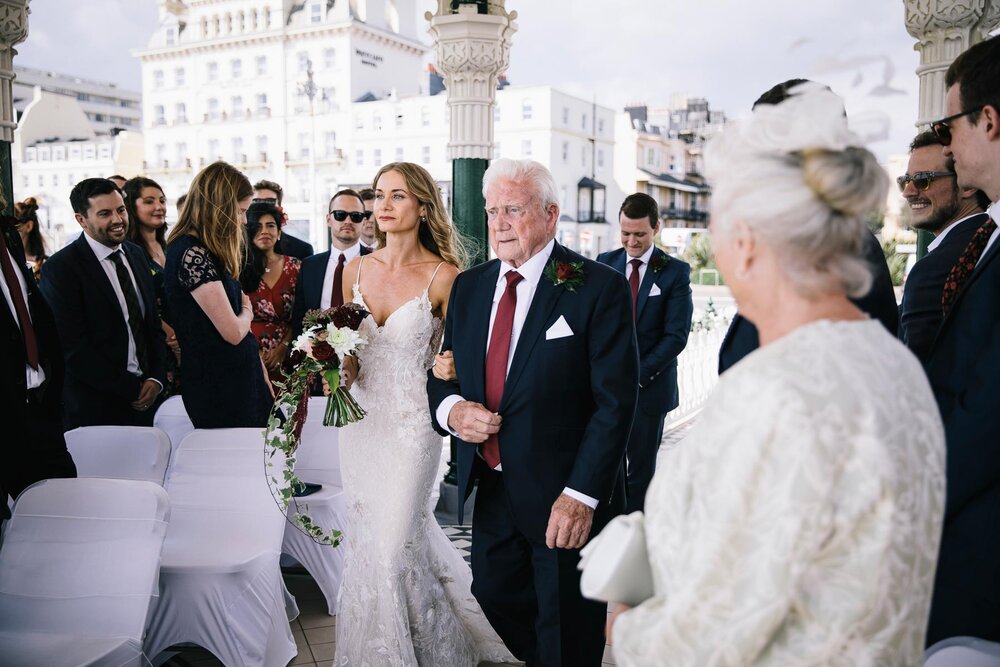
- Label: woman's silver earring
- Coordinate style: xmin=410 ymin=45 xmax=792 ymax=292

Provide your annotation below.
xmin=420 ymin=216 xmax=427 ymax=225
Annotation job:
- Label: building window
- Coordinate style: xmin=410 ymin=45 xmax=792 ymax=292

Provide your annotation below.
xmin=256 ymin=93 xmax=268 ymax=115
xmin=165 ymin=26 xmax=176 ymax=46
xmin=176 ymin=142 xmax=187 ymax=165
xmin=354 ymin=115 xmax=363 ymax=130
xmin=356 ymin=149 xmax=364 ymax=166
xmin=562 ymin=141 xmax=569 ymax=162
xmin=256 ymin=55 xmax=267 ymax=76
xmin=174 ymin=67 xmax=185 ymax=86
xmin=207 ymin=61 xmax=218 ymax=81
xmin=298 ymin=132 xmax=310 ymax=159
xmin=422 ymin=146 xmax=431 ymax=164
xmin=521 ymin=139 xmax=532 ymax=158
xmin=373 ymin=113 xmax=383 ymax=131
xmin=153 ymin=70 xmax=164 ymax=88
xmin=522 ymin=100 xmax=532 ymax=120
xmin=256 ymin=135 xmax=268 ymax=161
xmin=69 ymin=146 xmax=81 ymax=160
xmin=373 ymin=148 xmax=382 ymax=167
xmin=494 ymin=106 xmax=500 ymax=123
xmin=207 ymin=97 xmax=219 ymax=121
xmin=395 ymin=147 xmax=404 ymax=161
xmin=421 ymin=107 xmax=430 ymax=127
xmin=646 ymin=148 xmax=655 ymax=166
xmin=598 ymin=118 xmax=605 ymax=134
xmin=494 ymin=142 xmax=501 ymax=159
xmin=208 ymin=139 xmax=220 ymax=159
xmin=395 ymin=112 xmax=403 ymax=128
xmin=582 ymin=113 xmax=588 ymax=130
xmin=325 ymin=131 xmax=337 ymax=158
xmin=231 ymin=59 xmax=242 ymax=79
xmin=562 ymin=107 xmax=569 ymax=124
xmin=37 ymin=174 xmax=44 ymax=187
xmin=232 ymin=137 xmax=244 ymax=162
xmin=298 ymin=51 xmax=310 ymax=73
xmin=597 ymin=148 xmax=605 ymax=168
xmin=175 ymin=102 xmax=187 ymax=123
xmin=324 ymin=47 xmax=336 ymax=68
xmin=53 ymin=146 xmax=65 ymax=160
xmin=154 ymin=105 xmax=166 ymax=125
xmin=155 ymin=144 xmax=166 ymax=165
xmin=310 ymin=1 xmax=323 ymax=23
xmin=231 ymin=96 xmax=244 ymax=118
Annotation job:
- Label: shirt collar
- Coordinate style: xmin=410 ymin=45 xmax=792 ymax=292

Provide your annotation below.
xmin=989 ymin=202 xmax=999 ymax=225
xmin=928 ymin=212 xmax=986 ymax=253
xmin=627 ymin=245 xmax=655 ymax=265
xmin=330 ymin=242 xmax=362 ymax=263
xmin=497 ymin=239 xmax=556 ymax=288
xmin=83 ymin=231 xmax=121 ymax=261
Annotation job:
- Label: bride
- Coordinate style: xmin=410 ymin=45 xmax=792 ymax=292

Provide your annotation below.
xmin=334 ymin=162 xmax=515 ymax=666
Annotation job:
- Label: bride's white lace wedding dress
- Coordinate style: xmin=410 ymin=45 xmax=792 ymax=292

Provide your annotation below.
xmin=334 ymin=260 xmax=514 ymax=666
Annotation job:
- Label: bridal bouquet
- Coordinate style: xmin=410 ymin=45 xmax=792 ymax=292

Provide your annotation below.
xmin=263 ymin=302 xmax=369 ymax=546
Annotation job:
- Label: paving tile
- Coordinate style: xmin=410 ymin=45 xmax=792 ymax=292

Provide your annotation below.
xmin=311 ymin=641 xmax=336 ymax=662
xmin=291 ymin=629 xmax=314 ymax=664
xmin=299 ymin=611 xmax=337 ymax=629
xmin=303 ymin=625 xmax=337 ymax=645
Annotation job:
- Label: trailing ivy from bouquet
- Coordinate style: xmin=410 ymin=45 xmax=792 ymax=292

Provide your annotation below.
xmin=263 ymin=302 xmax=369 ymax=546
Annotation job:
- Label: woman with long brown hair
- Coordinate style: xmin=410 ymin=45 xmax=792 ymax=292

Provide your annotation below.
xmin=163 ymin=161 xmax=272 ymax=428
xmin=14 ymin=197 xmax=46 ymax=281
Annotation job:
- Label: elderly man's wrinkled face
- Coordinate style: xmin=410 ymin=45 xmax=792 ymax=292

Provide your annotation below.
xmin=486 ymin=179 xmax=558 ymax=267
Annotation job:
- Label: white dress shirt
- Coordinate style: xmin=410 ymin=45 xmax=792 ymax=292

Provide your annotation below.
xmin=0 ymin=246 xmax=45 ymax=389
xmin=979 ymin=202 xmax=1000 ymax=266
xmin=435 ymin=239 xmax=599 ymax=509
xmin=320 ymin=242 xmax=364 ymax=307
xmin=928 ymin=211 xmax=985 ymax=253
xmin=624 ymin=245 xmax=655 ymax=284
xmin=83 ymin=233 xmax=146 ymax=378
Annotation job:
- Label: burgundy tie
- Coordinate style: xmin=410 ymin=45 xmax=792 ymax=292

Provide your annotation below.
xmin=629 ymin=258 xmax=642 ymax=319
xmin=482 ymin=270 xmax=523 ymax=469
xmin=330 ymin=253 xmax=346 ymax=308
xmin=0 ymin=232 xmax=39 ymax=370
xmin=942 ymin=217 xmax=997 ymax=316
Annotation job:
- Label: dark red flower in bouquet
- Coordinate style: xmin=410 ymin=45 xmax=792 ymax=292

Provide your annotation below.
xmin=288 ymin=348 xmax=306 ymax=366
xmin=311 ymin=341 xmax=335 ymax=362
xmin=331 ymin=302 xmax=369 ymax=330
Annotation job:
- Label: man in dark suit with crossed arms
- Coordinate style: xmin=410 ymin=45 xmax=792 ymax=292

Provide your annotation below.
xmin=923 ymin=34 xmax=1000 ymax=645
xmin=427 ymin=159 xmax=637 ymax=666
xmin=40 ymin=178 xmax=166 ymax=429
xmin=598 ymin=193 xmax=692 ymax=512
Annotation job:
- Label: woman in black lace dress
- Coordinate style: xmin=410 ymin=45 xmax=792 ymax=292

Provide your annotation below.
xmin=163 ymin=161 xmax=272 ymax=428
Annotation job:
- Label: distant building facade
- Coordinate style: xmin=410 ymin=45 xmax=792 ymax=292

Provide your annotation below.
xmin=13 ymin=65 xmax=142 ymax=136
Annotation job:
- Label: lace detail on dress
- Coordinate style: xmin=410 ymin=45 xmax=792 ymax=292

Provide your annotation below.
xmin=177 ymin=244 xmax=220 ymax=291
xmin=334 ymin=285 xmax=513 ymax=666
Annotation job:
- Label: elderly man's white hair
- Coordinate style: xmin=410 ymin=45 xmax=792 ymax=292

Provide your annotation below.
xmin=482 ymin=158 xmax=560 ymax=210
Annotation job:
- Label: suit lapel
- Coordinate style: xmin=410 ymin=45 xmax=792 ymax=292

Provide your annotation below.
xmin=76 ymin=234 xmax=122 ymax=313
xmin=939 ymin=217 xmax=1000 ymax=331
xmin=635 ymin=249 xmax=663 ymax=320
xmin=466 ymin=262 xmax=500 ymax=402
xmin=611 ymin=248 xmax=626 ymax=275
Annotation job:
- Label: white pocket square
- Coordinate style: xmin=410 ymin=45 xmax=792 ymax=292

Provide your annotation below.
xmin=648 ymin=284 xmax=662 ymax=297
xmin=545 ymin=315 xmax=574 ymax=340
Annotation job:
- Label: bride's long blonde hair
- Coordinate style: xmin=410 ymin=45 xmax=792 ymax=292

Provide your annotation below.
xmin=371 ymin=162 xmax=469 ymax=269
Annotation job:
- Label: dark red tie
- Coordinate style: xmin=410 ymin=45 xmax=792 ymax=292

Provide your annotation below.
xmin=482 ymin=270 xmax=523 ymax=469
xmin=330 ymin=253 xmax=346 ymax=308
xmin=942 ymin=217 xmax=997 ymax=316
xmin=0 ymin=232 xmax=39 ymax=369
xmin=629 ymin=258 xmax=642 ymax=319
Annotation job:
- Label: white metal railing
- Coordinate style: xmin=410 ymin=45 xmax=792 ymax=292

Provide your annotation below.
xmin=663 ymin=315 xmax=728 ymax=429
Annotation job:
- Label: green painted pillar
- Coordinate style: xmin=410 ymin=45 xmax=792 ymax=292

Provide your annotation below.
xmin=0 ymin=143 xmax=13 ymax=216
xmin=916 ymin=229 xmax=933 ymax=260
xmin=452 ymin=157 xmax=489 ymax=266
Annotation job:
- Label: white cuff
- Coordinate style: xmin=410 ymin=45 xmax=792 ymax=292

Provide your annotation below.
xmin=563 ymin=487 xmax=599 ymax=509
xmin=436 ymin=394 xmax=465 ymax=436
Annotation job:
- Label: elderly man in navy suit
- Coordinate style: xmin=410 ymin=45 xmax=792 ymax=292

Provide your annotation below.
xmin=597 ymin=193 xmax=692 ymax=512
xmin=40 ymin=178 xmax=166 ymax=429
xmin=427 ymin=159 xmax=638 ymax=666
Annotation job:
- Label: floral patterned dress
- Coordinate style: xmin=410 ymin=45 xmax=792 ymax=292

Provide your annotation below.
xmin=249 ymin=254 xmax=302 ymax=383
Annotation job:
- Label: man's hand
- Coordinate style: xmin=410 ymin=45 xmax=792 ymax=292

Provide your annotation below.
xmin=131 ymin=379 xmax=162 ymax=411
xmin=447 ymin=401 xmax=501 ymax=443
xmin=545 ymin=493 xmax=593 ymax=549
xmin=262 ymin=345 xmax=285 ymax=372
xmin=432 ymin=350 xmax=457 ymax=381
xmin=341 ymin=355 xmax=359 ymax=390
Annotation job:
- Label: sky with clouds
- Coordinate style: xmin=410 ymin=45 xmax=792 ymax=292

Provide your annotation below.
xmin=16 ymin=0 xmax=936 ymax=161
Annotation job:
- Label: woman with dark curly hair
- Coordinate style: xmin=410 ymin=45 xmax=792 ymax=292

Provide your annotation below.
xmin=15 ymin=197 xmax=46 ymax=281
xmin=240 ymin=201 xmax=301 ymax=383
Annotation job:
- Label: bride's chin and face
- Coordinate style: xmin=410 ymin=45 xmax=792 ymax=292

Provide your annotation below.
xmin=374 ymin=170 xmax=425 ymax=241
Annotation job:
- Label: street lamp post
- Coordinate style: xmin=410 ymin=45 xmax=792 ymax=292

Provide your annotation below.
xmin=298 ymin=59 xmax=323 ymax=250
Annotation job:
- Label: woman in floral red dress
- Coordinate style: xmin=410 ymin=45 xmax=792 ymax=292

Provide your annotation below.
xmin=241 ymin=202 xmax=302 ymax=384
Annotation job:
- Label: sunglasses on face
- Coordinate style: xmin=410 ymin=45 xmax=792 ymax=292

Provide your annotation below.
xmin=896 ymin=171 xmax=956 ymax=192
xmin=252 ymin=197 xmax=278 ymax=205
xmin=328 ymin=209 xmax=370 ymax=223
xmin=929 ymin=106 xmax=983 ymax=146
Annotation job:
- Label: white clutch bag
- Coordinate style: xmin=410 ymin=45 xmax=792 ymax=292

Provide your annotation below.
xmin=578 ymin=511 xmax=654 ymax=606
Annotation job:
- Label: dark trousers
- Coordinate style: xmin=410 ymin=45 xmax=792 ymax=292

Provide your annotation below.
xmin=470 ymin=470 xmax=607 ymax=667
xmin=3 ymin=389 xmax=76 ymax=503
xmin=926 ymin=580 xmax=1000 ymax=646
xmin=625 ymin=410 xmax=666 ymax=513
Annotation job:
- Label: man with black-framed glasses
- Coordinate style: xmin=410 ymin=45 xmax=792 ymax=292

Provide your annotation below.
xmin=898 ymin=130 xmax=988 ymax=364
xmin=923 ymin=34 xmax=1000 ymax=647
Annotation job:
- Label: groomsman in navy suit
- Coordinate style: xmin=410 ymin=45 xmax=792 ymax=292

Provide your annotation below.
xmin=924 ymin=35 xmax=1000 ymax=645
xmin=428 ymin=159 xmax=637 ymax=666
xmin=598 ymin=193 xmax=692 ymax=512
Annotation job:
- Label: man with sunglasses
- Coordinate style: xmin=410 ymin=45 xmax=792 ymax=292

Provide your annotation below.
xmin=923 ymin=35 xmax=1000 ymax=646
xmin=291 ymin=188 xmax=372 ymax=339
xmin=358 ymin=188 xmax=377 ymax=250
xmin=898 ymin=130 xmax=989 ymax=364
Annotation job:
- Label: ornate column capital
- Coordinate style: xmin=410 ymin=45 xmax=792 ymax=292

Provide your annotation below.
xmin=426 ymin=4 xmax=518 ymax=160
xmin=904 ymin=0 xmax=1000 ymax=126
xmin=0 ymin=0 xmax=30 ymax=143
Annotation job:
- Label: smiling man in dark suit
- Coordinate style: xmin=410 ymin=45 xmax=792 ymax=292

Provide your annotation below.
xmin=598 ymin=193 xmax=692 ymax=512
xmin=898 ymin=130 xmax=988 ymax=364
xmin=40 ymin=178 xmax=166 ymax=429
xmin=427 ymin=159 xmax=638 ymax=666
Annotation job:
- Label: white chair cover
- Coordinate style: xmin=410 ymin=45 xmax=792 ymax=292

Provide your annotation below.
xmin=280 ymin=417 xmax=347 ymax=614
xmin=65 ymin=426 xmax=172 ymax=485
xmin=0 ymin=478 xmax=170 ymax=667
xmin=925 ymin=637 xmax=1000 ymax=666
xmin=152 ymin=396 xmax=194 ymax=456
xmin=143 ymin=428 xmax=298 ymax=667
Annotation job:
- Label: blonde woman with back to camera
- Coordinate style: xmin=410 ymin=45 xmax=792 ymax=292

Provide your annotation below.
xmin=608 ymin=85 xmax=946 ymax=665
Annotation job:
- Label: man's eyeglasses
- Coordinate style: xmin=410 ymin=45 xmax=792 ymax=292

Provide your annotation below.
xmin=929 ymin=106 xmax=983 ymax=146
xmin=252 ymin=197 xmax=278 ymax=205
xmin=896 ymin=171 xmax=956 ymax=192
xmin=328 ymin=209 xmax=370 ymax=223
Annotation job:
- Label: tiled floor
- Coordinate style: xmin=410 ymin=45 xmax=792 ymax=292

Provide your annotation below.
xmin=164 ymin=420 xmax=697 ymax=666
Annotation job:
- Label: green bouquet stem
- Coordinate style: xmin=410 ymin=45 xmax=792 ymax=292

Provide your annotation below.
xmin=322 ymin=367 xmax=367 ymax=427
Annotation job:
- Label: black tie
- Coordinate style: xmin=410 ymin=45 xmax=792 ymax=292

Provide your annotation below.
xmin=108 ymin=249 xmax=149 ymax=374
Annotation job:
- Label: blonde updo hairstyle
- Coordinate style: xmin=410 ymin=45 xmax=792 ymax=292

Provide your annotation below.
xmin=705 ymin=85 xmax=888 ymax=299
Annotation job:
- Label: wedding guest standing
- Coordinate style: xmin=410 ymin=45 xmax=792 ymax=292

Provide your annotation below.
xmin=14 ymin=197 xmax=46 ymax=281
xmin=41 ymin=178 xmax=167 ymax=429
xmin=252 ymin=179 xmax=313 ymax=259
xmin=124 ymin=176 xmax=181 ymax=396
xmin=609 ymin=86 xmax=945 ymax=665
xmin=358 ymin=187 xmax=376 ymax=250
xmin=165 ymin=161 xmax=272 ymax=428
xmin=241 ymin=202 xmax=301 ymax=384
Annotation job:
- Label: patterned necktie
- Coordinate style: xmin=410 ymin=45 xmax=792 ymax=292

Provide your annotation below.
xmin=330 ymin=253 xmax=346 ymax=308
xmin=0 ymin=231 xmax=39 ymax=369
xmin=942 ymin=217 xmax=998 ymax=316
xmin=482 ymin=270 xmax=523 ymax=469
xmin=108 ymin=249 xmax=149 ymax=373
xmin=629 ymin=258 xmax=642 ymax=319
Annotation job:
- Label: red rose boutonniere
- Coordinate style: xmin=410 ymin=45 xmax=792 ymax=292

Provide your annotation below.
xmin=649 ymin=254 xmax=669 ymax=273
xmin=544 ymin=259 xmax=585 ymax=291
